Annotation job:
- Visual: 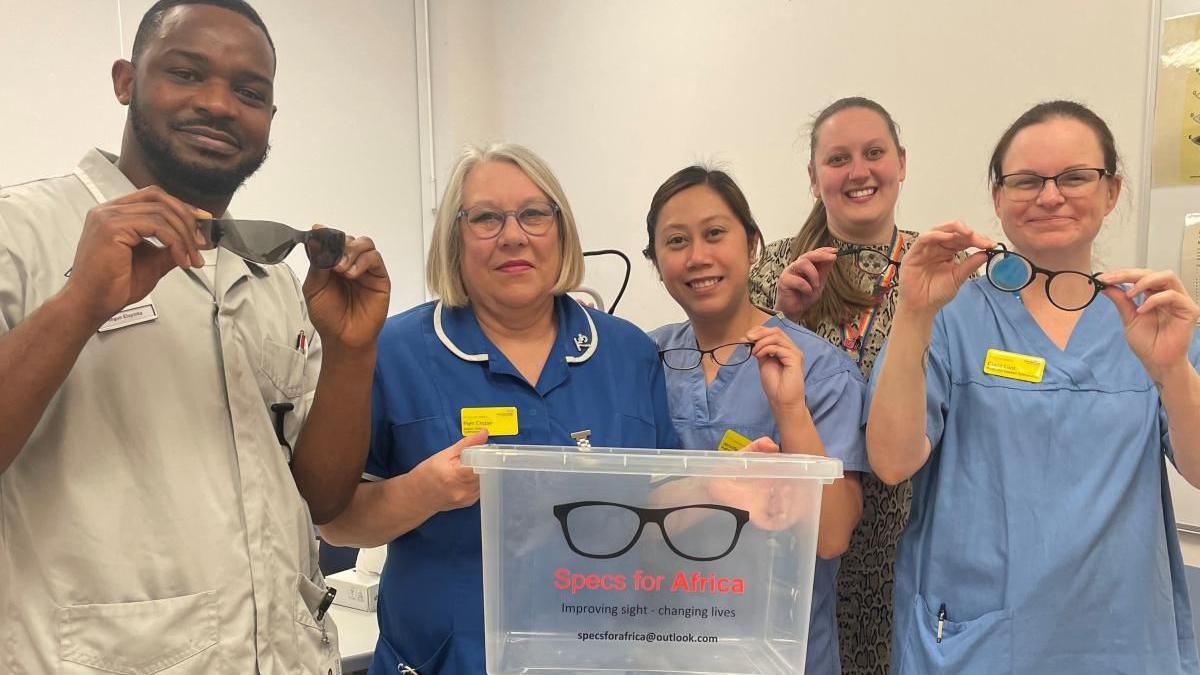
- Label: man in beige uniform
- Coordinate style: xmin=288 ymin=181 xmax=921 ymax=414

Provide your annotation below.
xmin=0 ymin=1 xmax=390 ymax=672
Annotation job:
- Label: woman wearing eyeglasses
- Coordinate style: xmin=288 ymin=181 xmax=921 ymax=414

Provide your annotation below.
xmin=319 ymin=143 xmax=680 ymax=675
xmin=867 ymin=100 xmax=1200 ymax=674
xmin=746 ymin=96 xmax=918 ymax=675
xmin=645 ymin=165 xmax=867 ymax=675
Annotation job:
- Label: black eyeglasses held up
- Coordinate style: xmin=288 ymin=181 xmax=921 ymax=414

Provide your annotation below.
xmin=981 ymin=243 xmax=1107 ymax=311
xmin=837 ymin=246 xmax=901 ymax=284
xmin=658 ymin=342 xmax=754 ymax=371
xmin=553 ymin=501 xmax=750 ymax=562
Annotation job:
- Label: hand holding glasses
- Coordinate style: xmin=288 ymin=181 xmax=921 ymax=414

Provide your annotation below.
xmin=198 ymin=219 xmax=346 ymax=269
xmin=457 ymin=201 xmax=560 ymax=239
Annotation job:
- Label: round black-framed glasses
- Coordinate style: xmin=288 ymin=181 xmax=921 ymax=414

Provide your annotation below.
xmin=981 ymin=243 xmax=1108 ymax=311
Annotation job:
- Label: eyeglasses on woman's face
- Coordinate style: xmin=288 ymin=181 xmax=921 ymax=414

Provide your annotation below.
xmin=996 ymin=168 xmax=1109 ymax=203
xmin=457 ymin=201 xmax=559 ymax=239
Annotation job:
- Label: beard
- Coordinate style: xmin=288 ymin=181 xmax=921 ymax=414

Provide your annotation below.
xmin=129 ymin=90 xmax=269 ymax=197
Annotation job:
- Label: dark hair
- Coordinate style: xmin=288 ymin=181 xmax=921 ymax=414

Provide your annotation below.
xmin=642 ymin=166 xmax=763 ymax=263
xmin=132 ymin=0 xmax=275 ymax=63
xmin=790 ymin=96 xmax=903 ymax=329
xmin=988 ymin=100 xmax=1120 ymax=186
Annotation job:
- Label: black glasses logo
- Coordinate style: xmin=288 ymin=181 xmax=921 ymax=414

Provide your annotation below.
xmin=553 ymin=501 xmax=749 ymax=562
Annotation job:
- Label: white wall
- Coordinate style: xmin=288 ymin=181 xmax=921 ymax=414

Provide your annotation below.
xmin=1 ymin=0 xmax=427 ymax=315
xmin=427 ymin=0 xmax=1156 ymax=329
xmin=8 ymin=0 xmax=1200 ymax=557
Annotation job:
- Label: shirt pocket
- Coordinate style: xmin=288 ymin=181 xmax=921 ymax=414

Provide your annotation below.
xmin=896 ymin=592 xmax=1013 ymax=675
xmin=57 ymin=590 xmax=220 ymax=674
xmin=259 ymin=337 xmax=311 ymax=399
xmin=294 ymin=572 xmax=342 ymax=675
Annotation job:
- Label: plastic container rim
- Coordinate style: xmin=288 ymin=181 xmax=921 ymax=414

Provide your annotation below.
xmin=461 ymin=444 xmax=843 ymax=481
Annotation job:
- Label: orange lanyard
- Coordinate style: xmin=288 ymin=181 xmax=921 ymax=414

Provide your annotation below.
xmin=839 ymin=229 xmax=904 ymax=361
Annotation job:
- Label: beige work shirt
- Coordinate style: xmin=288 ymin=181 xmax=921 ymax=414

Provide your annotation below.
xmin=0 ymin=149 xmax=341 ymax=674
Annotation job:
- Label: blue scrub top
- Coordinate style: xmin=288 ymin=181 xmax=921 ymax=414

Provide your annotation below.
xmin=871 ymin=278 xmax=1200 ymax=675
xmin=363 ymin=296 xmax=679 ymax=675
xmin=650 ymin=314 xmax=868 ymax=675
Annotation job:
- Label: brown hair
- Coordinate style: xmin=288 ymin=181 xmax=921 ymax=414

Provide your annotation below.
xmin=988 ymin=100 xmax=1120 ymax=186
xmin=643 ymin=165 xmax=763 ymax=263
xmin=789 ymin=96 xmax=903 ymax=329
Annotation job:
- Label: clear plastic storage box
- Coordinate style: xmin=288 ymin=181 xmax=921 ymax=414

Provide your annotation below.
xmin=461 ymin=445 xmax=843 ymax=675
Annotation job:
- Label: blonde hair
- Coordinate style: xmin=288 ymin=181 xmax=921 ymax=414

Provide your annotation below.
xmin=425 ymin=143 xmax=585 ymax=307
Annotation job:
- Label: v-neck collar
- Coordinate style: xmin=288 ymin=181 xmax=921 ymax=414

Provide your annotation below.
xmin=982 ymin=280 xmax=1104 ymax=386
xmin=673 ymin=314 xmax=783 ymax=411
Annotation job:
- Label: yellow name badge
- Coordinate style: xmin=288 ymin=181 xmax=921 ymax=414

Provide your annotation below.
xmin=983 ymin=348 xmax=1046 ymax=384
xmin=717 ymin=429 xmax=752 ymax=452
xmin=460 ymin=407 xmax=519 ymax=437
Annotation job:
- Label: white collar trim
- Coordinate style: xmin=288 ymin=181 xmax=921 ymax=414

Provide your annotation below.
xmin=433 ymin=298 xmax=599 ymax=365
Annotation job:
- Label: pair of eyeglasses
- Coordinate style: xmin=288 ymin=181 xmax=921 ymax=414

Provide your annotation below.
xmin=982 ymin=243 xmax=1107 ymax=311
xmin=996 ymin=167 xmax=1110 ymax=203
xmin=553 ymin=501 xmax=749 ymax=562
xmin=658 ymin=341 xmax=753 ymax=371
xmin=838 ymin=245 xmax=901 ymax=281
xmin=198 ymin=219 xmax=346 ymax=268
xmin=456 ymin=201 xmax=560 ymax=239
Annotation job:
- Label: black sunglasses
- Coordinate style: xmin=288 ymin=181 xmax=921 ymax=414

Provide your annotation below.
xmin=198 ymin=219 xmax=346 ymax=269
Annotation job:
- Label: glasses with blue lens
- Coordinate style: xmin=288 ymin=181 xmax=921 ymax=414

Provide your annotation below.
xmin=658 ymin=342 xmax=754 ymax=370
xmin=982 ymin=243 xmax=1107 ymax=311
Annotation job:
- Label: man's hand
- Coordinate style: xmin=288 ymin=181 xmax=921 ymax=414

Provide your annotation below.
xmin=65 ymin=186 xmax=206 ymax=327
xmin=303 ymin=227 xmax=390 ymax=354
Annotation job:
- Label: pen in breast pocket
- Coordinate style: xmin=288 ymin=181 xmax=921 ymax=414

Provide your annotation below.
xmin=295 ymin=330 xmax=306 ymax=353
xmin=936 ymin=603 xmax=946 ymax=643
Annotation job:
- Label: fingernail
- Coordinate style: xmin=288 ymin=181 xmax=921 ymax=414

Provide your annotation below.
xmin=194 ymin=208 xmax=213 ymax=219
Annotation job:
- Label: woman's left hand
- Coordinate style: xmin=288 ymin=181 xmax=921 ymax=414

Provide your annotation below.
xmin=1098 ymin=268 xmax=1199 ymax=382
xmin=746 ymin=325 xmax=807 ymax=413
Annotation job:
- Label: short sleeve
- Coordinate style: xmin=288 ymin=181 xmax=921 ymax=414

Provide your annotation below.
xmin=649 ymin=354 xmax=681 ymax=450
xmin=806 ymin=367 xmax=869 ymax=473
xmin=362 ymin=365 xmax=396 ymax=482
xmin=0 ymin=212 xmax=26 ymax=335
xmin=864 ymin=312 xmax=952 ymax=451
xmin=1161 ymin=333 xmax=1200 ymax=465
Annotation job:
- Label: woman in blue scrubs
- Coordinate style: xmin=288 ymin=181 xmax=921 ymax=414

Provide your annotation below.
xmin=318 ymin=143 xmax=680 ymax=674
xmin=867 ymin=100 xmax=1200 ymax=674
xmin=644 ymin=165 xmax=868 ymax=674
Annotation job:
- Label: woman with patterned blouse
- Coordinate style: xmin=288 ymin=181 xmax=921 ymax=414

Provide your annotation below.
xmin=747 ymin=96 xmax=915 ymax=675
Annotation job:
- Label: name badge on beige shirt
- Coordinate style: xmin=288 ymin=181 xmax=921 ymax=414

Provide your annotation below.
xmin=98 ymin=297 xmax=158 ymax=333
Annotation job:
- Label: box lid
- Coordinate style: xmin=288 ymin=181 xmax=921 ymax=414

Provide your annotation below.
xmin=461 ymin=444 xmax=842 ymax=480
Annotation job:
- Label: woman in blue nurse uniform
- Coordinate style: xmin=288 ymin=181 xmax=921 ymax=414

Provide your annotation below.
xmin=318 ymin=143 xmax=679 ymax=674
xmin=644 ymin=165 xmax=868 ymax=674
xmin=866 ymin=100 xmax=1200 ymax=675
